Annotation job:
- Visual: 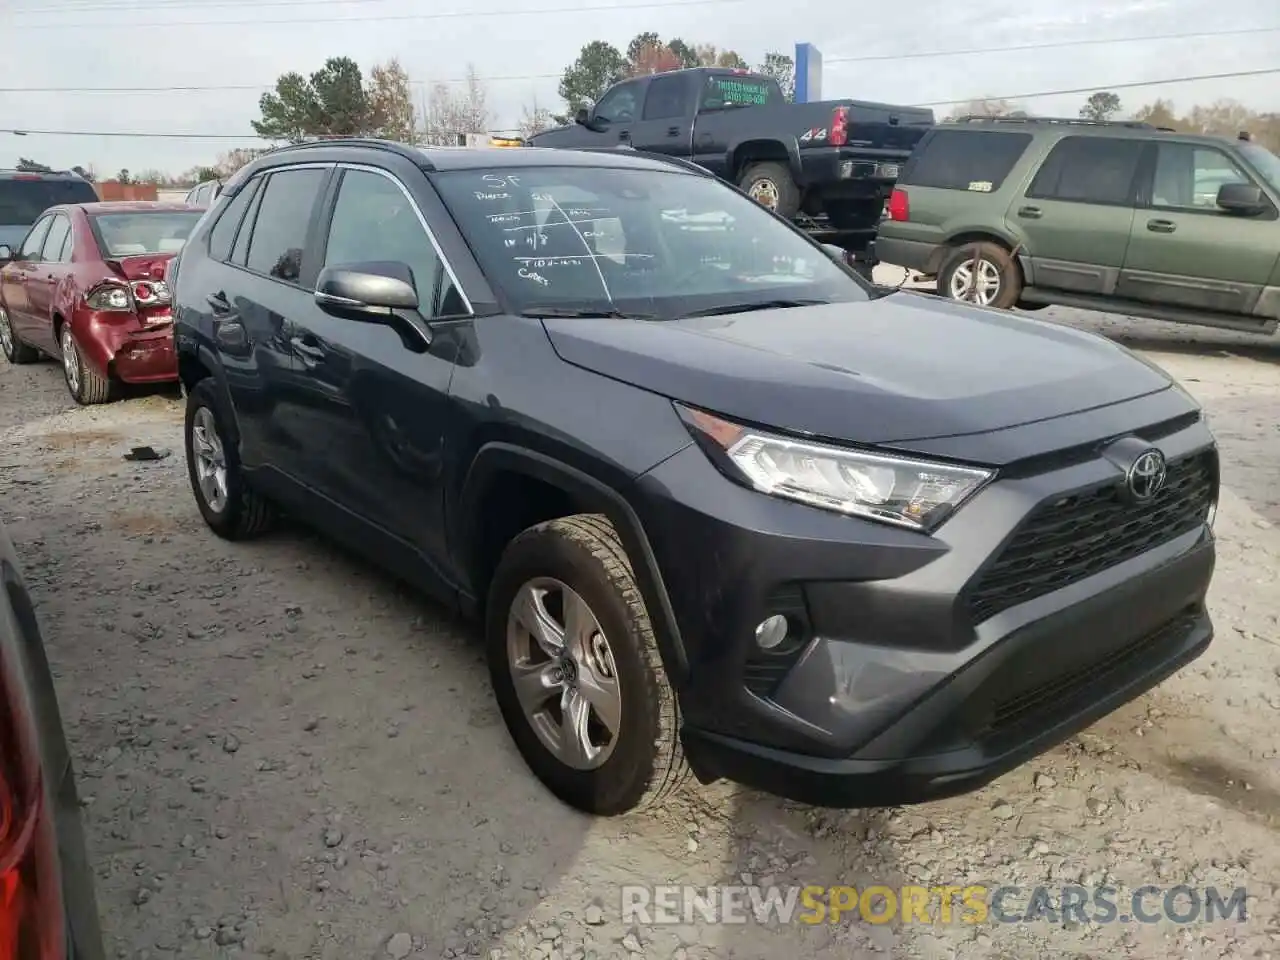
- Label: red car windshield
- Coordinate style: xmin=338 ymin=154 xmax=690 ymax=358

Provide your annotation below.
xmin=88 ymin=211 xmax=201 ymax=257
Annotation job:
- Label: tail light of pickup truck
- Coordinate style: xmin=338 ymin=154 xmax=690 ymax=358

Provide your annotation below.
xmin=829 ymin=106 xmax=849 ymax=147
xmin=887 ymin=188 xmax=910 ymax=222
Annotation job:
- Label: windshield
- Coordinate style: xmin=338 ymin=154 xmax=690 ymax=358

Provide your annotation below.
xmin=1239 ymin=143 xmax=1280 ymax=192
xmin=430 ymin=165 xmax=868 ymax=318
xmin=89 ymin=211 xmax=202 ymax=257
xmin=0 ymin=178 xmax=98 ymax=227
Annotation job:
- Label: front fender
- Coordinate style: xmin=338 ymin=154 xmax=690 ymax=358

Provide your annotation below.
xmin=457 ymin=442 xmax=690 ymax=685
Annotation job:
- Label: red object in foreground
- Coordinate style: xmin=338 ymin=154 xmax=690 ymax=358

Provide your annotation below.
xmin=0 ymin=624 xmax=65 ymax=958
xmin=0 ymin=201 xmax=203 ymax=403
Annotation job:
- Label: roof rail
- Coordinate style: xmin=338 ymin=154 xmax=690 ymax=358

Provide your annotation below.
xmin=260 ymin=137 xmax=432 ymax=168
xmin=539 ymin=144 xmax=714 ymax=176
xmin=950 ymin=115 xmax=1156 ymax=129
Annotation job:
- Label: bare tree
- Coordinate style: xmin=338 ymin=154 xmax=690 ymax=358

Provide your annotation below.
xmin=367 ymin=57 xmax=418 ymax=143
xmin=421 ymin=65 xmax=491 ymax=146
xmin=518 ymin=98 xmax=556 ymax=138
xmin=945 ymin=98 xmax=1027 ymax=120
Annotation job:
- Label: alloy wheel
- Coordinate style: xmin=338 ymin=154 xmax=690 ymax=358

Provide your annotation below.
xmin=190 ymin=406 xmax=229 ymax=513
xmin=505 ymin=577 xmax=623 ymax=771
xmin=949 ymin=258 xmax=1002 ymax=306
xmin=60 ymin=327 xmax=81 ymax=394
xmin=0 ymin=307 xmax=13 ymax=359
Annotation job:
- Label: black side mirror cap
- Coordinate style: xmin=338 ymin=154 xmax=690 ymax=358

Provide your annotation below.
xmin=315 ymin=262 xmax=419 ymax=316
xmin=1217 ymin=181 xmax=1268 ymax=215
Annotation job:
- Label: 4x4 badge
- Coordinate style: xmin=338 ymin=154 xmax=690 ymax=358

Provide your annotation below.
xmin=1126 ymin=449 xmax=1167 ymax=502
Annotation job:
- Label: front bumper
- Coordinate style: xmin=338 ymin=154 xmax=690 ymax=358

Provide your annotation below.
xmin=633 ymin=403 xmax=1216 ymax=808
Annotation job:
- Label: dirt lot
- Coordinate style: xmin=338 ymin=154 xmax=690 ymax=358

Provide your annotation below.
xmin=1 ymin=301 xmax=1278 ymax=960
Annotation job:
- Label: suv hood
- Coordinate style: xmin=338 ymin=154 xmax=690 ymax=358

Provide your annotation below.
xmin=541 ymin=292 xmax=1173 ymax=455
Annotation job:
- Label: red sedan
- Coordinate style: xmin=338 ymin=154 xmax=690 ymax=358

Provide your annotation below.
xmin=0 ymin=201 xmax=204 ymax=404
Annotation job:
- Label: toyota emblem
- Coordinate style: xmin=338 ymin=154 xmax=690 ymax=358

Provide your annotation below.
xmin=1126 ymin=449 xmax=1167 ymax=502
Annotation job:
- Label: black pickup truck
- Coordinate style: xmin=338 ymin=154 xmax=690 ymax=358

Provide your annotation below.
xmin=527 ymin=67 xmax=934 ymax=230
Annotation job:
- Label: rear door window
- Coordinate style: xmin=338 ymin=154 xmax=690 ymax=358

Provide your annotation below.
xmin=41 ymin=214 xmax=73 ymax=262
xmin=207 ymin=176 xmax=262 ymax=262
xmin=1027 ymin=136 xmax=1145 ymax=206
xmin=899 ymin=129 xmax=1032 ymax=193
xmin=242 ymin=167 xmax=328 ymax=284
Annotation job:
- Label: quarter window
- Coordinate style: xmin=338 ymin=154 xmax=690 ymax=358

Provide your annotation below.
xmin=243 ymin=167 xmax=327 ymax=284
xmin=899 ymin=129 xmax=1032 ymax=193
xmin=1027 ymin=136 xmax=1144 ymax=205
xmin=208 ymin=176 xmax=261 ymax=262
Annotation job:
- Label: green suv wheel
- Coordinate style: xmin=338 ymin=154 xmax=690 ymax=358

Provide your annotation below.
xmin=938 ymin=242 xmax=1022 ymax=310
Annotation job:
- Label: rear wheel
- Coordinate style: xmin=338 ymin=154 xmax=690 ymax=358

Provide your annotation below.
xmin=738 ymin=162 xmax=801 ymax=219
xmin=937 ymin=242 xmax=1022 ymax=309
xmin=0 ymin=306 xmax=41 ymax=364
xmin=60 ymin=325 xmax=113 ymax=404
xmin=184 ymin=378 xmax=276 ymax=540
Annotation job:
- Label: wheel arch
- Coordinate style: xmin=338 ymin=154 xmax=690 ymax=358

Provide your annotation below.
xmin=457 ymin=442 xmax=689 ymax=685
xmin=730 ymin=139 xmax=803 ymax=186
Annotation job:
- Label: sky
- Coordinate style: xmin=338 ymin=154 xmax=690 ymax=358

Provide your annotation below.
xmin=1 ymin=0 xmax=1277 ymax=176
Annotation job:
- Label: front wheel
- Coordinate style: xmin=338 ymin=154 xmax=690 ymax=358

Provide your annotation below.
xmin=937 ymin=242 xmax=1022 ymax=309
xmin=0 ymin=306 xmax=41 ymax=364
xmin=486 ymin=515 xmax=690 ymax=815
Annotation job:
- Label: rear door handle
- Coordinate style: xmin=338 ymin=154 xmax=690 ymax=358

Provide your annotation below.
xmin=206 ymin=292 xmax=232 ymax=314
xmin=1147 ymin=219 xmax=1177 ymax=233
xmin=667 ymin=126 xmax=680 ymax=136
xmin=1017 ymin=205 xmax=1043 ymax=219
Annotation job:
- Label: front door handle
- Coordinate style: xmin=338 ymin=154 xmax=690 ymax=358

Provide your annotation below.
xmin=1017 ymin=205 xmax=1043 ymax=219
xmin=206 ymin=291 xmax=232 ymax=314
xmin=667 ymin=126 xmax=680 ymax=137
xmin=1147 ymin=219 xmax=1177 ymax=233
xmin=618 ymin=129 xmax=631 ymax=141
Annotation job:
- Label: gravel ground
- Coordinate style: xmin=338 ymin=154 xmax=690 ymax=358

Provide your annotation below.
xmin=1 ymin=301 xmax=1278 ymax=960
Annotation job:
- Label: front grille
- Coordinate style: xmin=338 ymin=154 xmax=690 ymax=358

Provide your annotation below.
xmin=967 ymin=449 xmax=1216 ymax=623
xmin=977 ymin=610 xmax=1199 ymax=737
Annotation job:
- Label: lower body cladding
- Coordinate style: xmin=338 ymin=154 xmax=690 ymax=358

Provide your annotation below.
xmin=632 ymin=419 xmax=1217 ymax=809
xmin=78 ymin=308 xmax=177 ymax=384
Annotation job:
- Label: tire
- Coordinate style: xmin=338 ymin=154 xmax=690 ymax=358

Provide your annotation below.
xmin=0 ymin=305 xmax=41 ymax=364
xmin=738 ymin=161 xmax=801 ymax=218
xmin=184 ymin=377 xmax=276 ymax=540
xmin=937 ymin=242 xmax=1022 ymax=310
xmin=486 ymin=514 xmax=690 ymax=815
xmin=60 ymin=324 xmax=113 ymax=404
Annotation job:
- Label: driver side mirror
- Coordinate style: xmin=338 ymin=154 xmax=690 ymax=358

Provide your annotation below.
xmin=1217 ymin=182 xmax=1268 ymax=216
xmin=0 ymin=244 xmax=12 ymax=263
xmin=315 ymin=261 xmax=419 ymax=317
xmin=574 ymin=107 xmax=590 ymax=127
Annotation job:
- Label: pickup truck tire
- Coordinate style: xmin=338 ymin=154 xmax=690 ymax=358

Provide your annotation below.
xmin=486 ymin=514 xmax=689 ymax=816
xmin=738 ymin=162 xmax=801 ymax=218
xmin=937 ymin=242 xmax=1022 ymax=310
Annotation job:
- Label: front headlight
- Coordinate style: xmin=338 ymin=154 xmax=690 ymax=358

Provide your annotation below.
xmin=676 ymin=405 xmax=993 ymax=532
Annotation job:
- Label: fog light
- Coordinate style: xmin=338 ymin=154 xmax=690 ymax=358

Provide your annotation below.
xmin=755 ymin=614 xmax=789 ymax=650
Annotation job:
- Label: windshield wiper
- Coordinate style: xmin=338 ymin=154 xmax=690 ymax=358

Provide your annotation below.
xmin=518 ymin=306 xmax=662 ymax=321
xmin=676 ymin=298 xmax=830 ymax=319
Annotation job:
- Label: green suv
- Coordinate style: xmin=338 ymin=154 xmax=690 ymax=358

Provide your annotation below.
xmin=873 ymin=117 xmax=1280 ymax=334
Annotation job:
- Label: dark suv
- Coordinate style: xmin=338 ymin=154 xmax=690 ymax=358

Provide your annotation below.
xmin=171 ymin=139 xmax=1218 ymax=816
xmin=0 ymin=169 xmax=99 ymax=255
xmin=874 ymin=117 xmax=1280 ymax=335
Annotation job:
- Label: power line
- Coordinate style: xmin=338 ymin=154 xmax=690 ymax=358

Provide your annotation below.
xmin=6 ymin=0 xmax=748 ymax=29
xmin=4 ymin=67 xmax=1276 ymax=140
xmin=3 ymin=27 xmax=1276 ymax=94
